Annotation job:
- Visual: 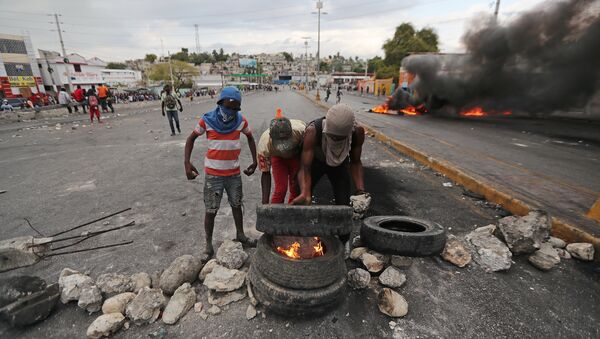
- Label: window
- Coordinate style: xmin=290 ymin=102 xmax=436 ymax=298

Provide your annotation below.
xmin=0 ymin=39 xmax=27 ymax=54
xmin=4 ymin=63 xmax=33 ymax=76
xmin=73 ymin=64 xmax=82 ymax=72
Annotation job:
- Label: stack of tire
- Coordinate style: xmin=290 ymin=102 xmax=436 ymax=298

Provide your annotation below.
xmin=249 ymin=205 xmax=353 ymax=316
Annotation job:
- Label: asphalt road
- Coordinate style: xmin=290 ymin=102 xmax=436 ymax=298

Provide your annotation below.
xmin=322 ymin=91 xmax=600 ymax=239
xmin=0 ymin=89 xmax=598 ymax=338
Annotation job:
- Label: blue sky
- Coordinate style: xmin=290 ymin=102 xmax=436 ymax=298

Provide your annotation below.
xmin=0 ymin=0 xmax=547 ymax=61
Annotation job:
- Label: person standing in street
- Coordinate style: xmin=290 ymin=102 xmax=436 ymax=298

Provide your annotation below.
xmin=73 ymin=85 xmax=87 ymax=113
xmin=336 ymin=87 xmax=343 ymax=103
xmin=325 ymin=87 xmax=331 ymax=102
xmin=161 ymin=84 xmax=183 ymax=136
xmin=97 ymin=83 xmax=109 ymax=113
xmin=87 ymin=86 xmax=101 ymax=123
xmin=258 ymin=109 xmax=306 ymax=204
xmin=184 ymin=86 xmax=258 ymax=260
xmin=1 ymin=99 xmax=14 ymax=112
xmin=58 ymin=87 xmax=73 ymax=113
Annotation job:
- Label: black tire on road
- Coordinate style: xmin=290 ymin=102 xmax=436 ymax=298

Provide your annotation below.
xmin=248 ymin=265 xmax=346 ymax=317
xmin=360 ymin=216 xmax=446 ymax=256
xmin=255 ymin=205 xmax=353 ymax=237
xmin=253 ymin=235 xmax=346 ymax=290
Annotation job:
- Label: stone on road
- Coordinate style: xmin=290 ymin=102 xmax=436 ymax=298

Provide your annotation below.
xmin=441 ymin=235 xmax=472 ymax=268
xmin=566 ymin=243 xmax=595 ymax=261
xmin=466 ymin=225 xmax=512 ymax=272
xmin=378 ymin=267 xmax=407 ymax=288
xmin=130 ymin=272 xmax=152 ymax=293
xmin=216 ymin=240 xmax=248 ymax=270
xmin=125 ymin=287 xmax=166 ymax=325
xmin=77 ymin=284 xmax=103 ymax=313
xmin=497 ymin=210 xmax=550 ymax=255
xmin=528 ymin=243 xmax=561 ymax=271
xmin=347 ymin=268 xmax=371 ymax=289
xmin=159 ymin=255 xmax=202 ymax=295
xmin=162 ymin=283 xmax=196 ymax=325
xmin=360 ymin=252 xmax=384 ymax=273
xmin=203 ymin=265 xmax=246 ymax=292
xmin=86 ymin=313 xmax=125 ymax=339
xmin=198 ymin=259 xmax=219 ymax=281
xmin=102 ymin=292 xmax=136 ymax=315
xmin=96 ymin=273 xmax=133 ymax=296
xmin=378 ymin=288 xmax=408 ymax=318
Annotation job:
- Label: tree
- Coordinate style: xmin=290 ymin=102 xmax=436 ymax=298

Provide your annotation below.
xmin=148 ymin=60 xmax=199 ymax=90
xmin=319 ymin=61 xmax=331 ymax=73
xmin=145 ymin=54 xmax=157 ymax=63
xmin=281 ymin=52 xmax=294 ymax=63
xmin=171 ymin=50 xmax=189 ymax=62
xmin=106 ymin=62 xmax=127 ymax=69
xmin=382 ymin=23 xmax=439 ymax=66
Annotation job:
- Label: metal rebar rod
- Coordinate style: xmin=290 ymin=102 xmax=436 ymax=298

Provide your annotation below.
xmin=41 ymin=220 xmax=136 ymax=246
xmin=50 ymin=207 xmax=131 ymax=237
xmin=45 ymin=240 xmax=133 ymax=257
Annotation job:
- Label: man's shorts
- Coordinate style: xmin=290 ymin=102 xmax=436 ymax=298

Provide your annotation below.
xmin=203 ymin=174 xmax=243 ymax=214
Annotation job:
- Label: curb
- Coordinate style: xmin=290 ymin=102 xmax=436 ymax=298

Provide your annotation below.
xmin=297 ymin=90 xmax=600 ymax=261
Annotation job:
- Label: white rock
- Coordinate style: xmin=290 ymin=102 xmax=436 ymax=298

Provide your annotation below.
xmin=349 ymin=247 xmax=368 ymax=260
xmin=466 ymin=225 xmax=512 ymax=272
xmin=216 ymin=240 xmax=249 ymax=269
xmin=378 ymin=267 xmax=407 ymax=288
xmin=208 ymin=288 xmax=246 ymax=307
xmin=199 ymin=310 xmax=209 ymax=320
xmin=198 ymin=259 xmax=219 ymax=281
xmin=206 ymin=305 xmax=221 ymax=315
xmin=247 ymin=280 xmax=258 ymax=306
xmin=441 ymin=235 xmax=472 ymax=268
xmin=162 ymin=283 xmax=196 ymax=325
xmin=86 ymin=313 xmax=125 ymax=339
xmin=78 ymin=284 xmax=103 ymax=313
xmin=360 ymin=253 xmax=384 ymax=273
xmin=497 ymin=210 xmax=550 ymax=254
xmin=125 ymin=287 xmax=166 ymax=325
xmin=96 ymin=273 xmax=133 ymax=296
xmin=160 ymin=255 xmax=202 ymax=295
xmin=378 ymin=288 xmax=408 ymax=318
xmin=130 ymin=272 xmax=151 ymax=293
xmin=566 ymin=243 xmax=595 ymax=261
xmin=528 ymin=243 xmax=561 ymax=271
xmin=547 ymin=236 xmax=566 ymax=249
xmin=347 ymin=268 xmax=371 ymax=289
xmin=557 ymin=248 xmax=571 ymax=259
xmin=203 ymin=265 xmax=246 ymax=292
xmin=59 ymin=273 xmax=95 ymax=304
xmin=246 ymin=304 xmax=257 ymax=320
xmin=102 ymin=292 xmax=136 ymax=315
xmin=194 ymin=302 xmax=203 ymax=313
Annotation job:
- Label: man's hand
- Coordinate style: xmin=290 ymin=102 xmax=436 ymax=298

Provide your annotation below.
xmin=243 ymin=162 xmax=257 ymax=176
xmin=185 ymin=162 xmax=199 ymax=180
xmin=179 ymin=107 xmax=183 ymax=112
xmin=291 ymin=194 xmax=311 ymax=205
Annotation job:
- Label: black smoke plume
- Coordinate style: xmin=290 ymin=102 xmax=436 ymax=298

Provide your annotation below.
xmin=389 ymin=0 xmax=600 ymax=114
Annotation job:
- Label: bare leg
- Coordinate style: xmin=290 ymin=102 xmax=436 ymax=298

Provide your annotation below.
xmin=232 ymin=206 xmax=256 ymax=247
xmin=203 ymin=212 xmax=216 ymax=260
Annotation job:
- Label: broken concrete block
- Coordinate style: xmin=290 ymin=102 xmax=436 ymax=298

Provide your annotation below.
xmin=125 ymin=287 xmax=166 ymax=325
xmin=497 ymin=210 xmax=550 ymax=254
xmin=0 ymin=283 xmax=59 ymax=327
xmin=102 ymin=292 xmax=136 ymax=315
xmin=0 ymin=275 xmax=47 ymax=308
xmin=347 ymin=268 xmax=371 ymax=289
xmin=159 ymin=255 xmax=202 ymax=295
xmin=466 ymin=225 xmax=512 ymax=272
xmin=86 ymin=313 xmax=125 ymax=339
xmin=203 ymin=265 xmax=246 ymax=292
xmin=216 ymin=240 xmax=248 ymax=270
xmin=566 ymin=243 xmax=595 ymax=261
xmin=441 ymin=235 xmax=472 ymax=268
xmin=378 ymin=288 xmax=408 ymax=318
xmin=528 ymin=243 xmax=561 ymax=271
xmin=96 ymin=273 xmax=133 ymax=296
xmin=162 ymin=283 xmax=196 ymax=325
xmin=0 ymin=236 xmax=53 ymax=272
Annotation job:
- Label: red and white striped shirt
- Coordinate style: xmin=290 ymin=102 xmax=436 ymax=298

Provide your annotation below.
xmin=193 ymin=116 xmax=252 ymax=176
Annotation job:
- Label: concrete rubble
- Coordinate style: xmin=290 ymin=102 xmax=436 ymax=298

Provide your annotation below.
xmin=58 ymin=269 xmax=96 ymax=304
xmin=0 ymin=275 xmax=46 ymax=308
xmin=566 ymin=243 xmax=595 ymax=261
xmin=162 ymin=283 xmax=196 ymax=325
xmin=216 ymin=240 xmax=249 ymax=270
xmin=390 ymin=255 xmax=413 ymax=269
xmin=125 ymin=287 xmax=166 ymax=325
xmin=466 ymin=225 xmax=512 ymax=272
xmin=198 ymin=259 xmax=219 ymax=281
xmin=207 ymin=288 xmax=247 ymax=307
xmin=246 ymin=304 xmax=257 ymax=320
xmin=378 ymin=267 xmax=407 ymax=288
xmin=0 ymin=236 xmax=53 ymax=272
xmin=360 ymin=252 xmax=385 ymax=273
xmin=159 ymin=255 xmax=202 ymax=295
xmin=547 ymin=236 xmax=566 ymax=249
xmin=378 ymin=288 xmax=408 ymax=318
xmin=349 ymin=247 xmax=369 ymax=260
xmin=130 ymin=272 xmax=152 ymax=293
xmin=206 ymin=305 xmax=221 ymax=315
xmin=347 ymin=268 xmax=371 ymax=289
xmin=203 ymin=265 xmax=246 ymax=292
xmin=101 ymin=292 xmax=136 ymax=315
xmin=441 ymin=235 xmax=472 ymax=268
xmin=96 ymin=273 xmax=134 ymax=296
xmin=0 ymin=283 xmax=59 ymax=327
xmin=528 ymin=243 xmax=561 ymax=271
xmin=86 ymin=313 xmax=125 ymax=339
xmin=78 ymin=284 xmax=103 ymax=313
xmin=350 ymin=193 xmax=372 ymax=219
xmin=497 ymin=210 xmax=550 ymax=255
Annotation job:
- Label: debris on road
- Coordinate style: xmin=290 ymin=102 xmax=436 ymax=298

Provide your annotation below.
xmin=378 ymin=267 xmax=407 ymax=288
xmin=0 ymin=283 xmax=59 ymax=327
xmin=125 ymin=287 xmax=166 ymax=325
xmin=528 ymin=243 xmax=561 ymax=271
xmin=378 ymin=288 xmax=408 ymax=318
xmin=216 ymin=240 xmax=249 ymax=270
xmin=565 ymin=243 xmax=595 ymax=261
xmin=58 ymin=268 xmax=95 ymax=304
xmin=347 ymin=268 xmax=371 ymax=289
xmin=497 ymin=210 xmax=551 ymax=254
xmin=198 ymin=259 xmax=219 ymax=281
xmin=203 ymin=265 xmax=246 ymax=292
xmin=441 ymin=235 xmax=472 ymax=268
xmin=360 ymin=252 xmax=385 ymax=273
xmin=350 ymin=193 xmax=372 ymax=219
xmin=246 ymin=304 xmax=257 ymax=320
xmin=162 ymin=283 xmax=195 ymax=325
xmin=442 ymin=182 xmax=453 ymax=187
xmin=466 ymin=225 xmax=512 ymax=272
xmin=96 ymin=273 xmax=133 ymax=296
xmin=159 ymin=255 xmax=202 ymax=295
xmin=101 ymin=292 xmax=136 ymax=315
xmin=390 ymin=255 xmax=413 ymax=269
xmin=86 ymin=313 xmax=125 ymax=339
xmin=130 ymin=272 xmax=151 ymax=293
xmin=547 ymin=236 xmax=566 ymax=249
xmin=0 ymin=236 xmax=53 ymax=272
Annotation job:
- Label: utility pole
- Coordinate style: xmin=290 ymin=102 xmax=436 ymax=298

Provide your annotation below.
xmin=494 ymin=0 xmax=501 ymax=19
xmin=312 ymin=1 xmax=327 ymax=101
xmin=194 ymin=24 xmax=200 ymax=54
xmin=167 ymin=51 xmax=174 ymax=89
xmin=301 ymin=37 xmax=310 ymax=93
xmin=52 ymin=13 xmax=73 ymax=92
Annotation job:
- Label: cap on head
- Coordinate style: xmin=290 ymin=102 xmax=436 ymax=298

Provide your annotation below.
xmin=270 ymin=109 xmax=294 ymax=155
xmin=324 ymin=104 xmax=355 ymax=136
xmin=218 ymin=86 xmax=242 ymax=104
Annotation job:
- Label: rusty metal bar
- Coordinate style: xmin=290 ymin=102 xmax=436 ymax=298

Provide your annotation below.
xmin=44 ymin=240 xmax=133 ymax=257
xmin=50 ymin=207 xmax=131 ymax=237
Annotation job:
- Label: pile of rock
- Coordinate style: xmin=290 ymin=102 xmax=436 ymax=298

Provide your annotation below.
xmin=347 ymin=239 xmax=410 ymax=318
xmin=440 ymin=210 xmax=595 ymax=272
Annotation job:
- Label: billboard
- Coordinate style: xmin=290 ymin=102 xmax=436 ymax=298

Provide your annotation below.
xmin=239 ymin=58 xmax=257 ymax=68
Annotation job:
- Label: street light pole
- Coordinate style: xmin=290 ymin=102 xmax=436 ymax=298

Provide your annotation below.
xmin=52 ymin=13 xmax=73 ymax=92
xmin=314 ymin=1 xmax=325 ymax=101
xmin=301 ymin=37 xmax=310 ymax=93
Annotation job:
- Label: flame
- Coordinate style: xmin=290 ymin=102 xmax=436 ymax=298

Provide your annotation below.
xmin=370 ymin=102 xmax=393 ymax=114
xmin=275 ymin=108 xmax=283 ymax=118
xmin=275 ymin=236 xmax=325 ymax=259
xmin=460 ymin=106 xmax=513 ymax=117
xmin=399 ymin=104 xmax=427 ymax=116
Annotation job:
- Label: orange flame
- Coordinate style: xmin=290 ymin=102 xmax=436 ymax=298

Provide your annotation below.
xmin=370 ymin=102 xmax=393 ymax=114
xmin=275 ymin=108 xmax=283 ymax=118
xmin=275 ymin=236 xmax=325 ymax=259
xmin=460 ymin=106 xmax=512 ymax=117
xmin=277 ymin=241 xmax=301 ymax=259
xmin=313 ymin=237 xmax=324 ymax=256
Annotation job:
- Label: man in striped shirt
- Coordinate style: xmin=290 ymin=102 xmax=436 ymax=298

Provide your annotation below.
xmin=184 ymin=87 xmax=258 ymax=260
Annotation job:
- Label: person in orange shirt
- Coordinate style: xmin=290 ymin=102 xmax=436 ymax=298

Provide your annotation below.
xmin=97 ymin=83 xmax=114 ymax=113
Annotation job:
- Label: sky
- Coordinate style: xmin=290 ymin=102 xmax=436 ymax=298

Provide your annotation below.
xmin=0 ymin=0 xmax=548 ymax=62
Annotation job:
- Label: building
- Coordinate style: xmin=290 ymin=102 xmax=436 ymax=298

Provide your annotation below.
xmin=101 ymin=69 xmax=142 ymax=88
xmin=38 ymin=51 xmax=105 ymax=92
xmin=0 ymin=33 xmax=45 ymax=99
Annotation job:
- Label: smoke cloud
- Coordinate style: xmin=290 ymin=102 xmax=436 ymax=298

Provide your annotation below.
xmin=391 ymin=0 xmax=600 ymax=114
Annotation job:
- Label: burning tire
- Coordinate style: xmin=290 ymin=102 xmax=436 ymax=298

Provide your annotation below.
xmin=360 ymin=216 xmax=446 ymax=256
xmin=253 ymin=234 xmax=345 ymax=290
xmin=248 ymin=264 xmax=346 ymax=316
xmin=256 ymin=205 xmax=353 ymax=236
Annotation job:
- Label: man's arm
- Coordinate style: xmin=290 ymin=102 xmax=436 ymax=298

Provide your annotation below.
xmin=349 ymin=126 xmax=366 ymax=193
xmin=161 ymin=100 xmax=165 ymax=116
xmin=184 ymin=132 xmax=199 ymax=180
xmin=243 ymin=132 xmax=258 ymax=176
xmin=261 ymin=172 xmax=271 ymax=204
xmin=292 ymin=126 xmax=316 ymax=205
